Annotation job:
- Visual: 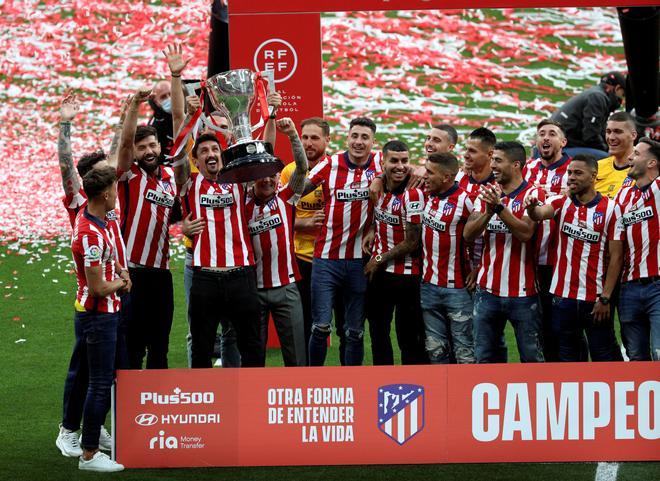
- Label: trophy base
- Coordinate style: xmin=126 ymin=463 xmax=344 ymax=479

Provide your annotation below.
xmin=218 ymin=140 xmax=284 ymax=184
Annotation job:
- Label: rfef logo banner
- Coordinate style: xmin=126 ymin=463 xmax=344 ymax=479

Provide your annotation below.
xmin=229 ymin=12 xmax=322 ymax=165
xmin=115 ymin=363 xmax=658 ymax=468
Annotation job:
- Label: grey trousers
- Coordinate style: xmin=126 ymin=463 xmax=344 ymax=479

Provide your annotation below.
xmin=258 ymin=283 xmax=306 ymax=366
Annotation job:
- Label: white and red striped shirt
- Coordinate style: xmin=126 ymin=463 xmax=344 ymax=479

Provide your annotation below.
xmin=548 ymin=193 xmax=623 ymax=302
xmin=118 ymin=164 xmax=177 ymax=269
xmin=421 ymin=184 xmax=474 ymax=288
xmin=71 ymin=208 xmax=121 ymax=313
xmin=455 ymin=170 xmax=496 ymax=270
xmin=309 ymin=151 xmax=383 ymax=260
xmin=456 ymin=169 xmax=496 ymax=197
xmin=63 ymin=189 xmax=127 ymax=268
xmin=245 ymin=187 xmax=300 ymax=288
xmin=475 ymin=181 xmax=543 ymax=297
xmin=523 ymin=153 xmax=571 ymax=265
xmin=615 ymin=178 xmax=660 ymax=282
xmin=371 ymin=185 xmax=424 ymax=275
xmin=180 ymin=173 xmax=254 ymax=268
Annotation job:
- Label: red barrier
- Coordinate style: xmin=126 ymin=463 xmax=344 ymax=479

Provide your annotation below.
xmin=115 ymin=362 xmax=658 ymax=468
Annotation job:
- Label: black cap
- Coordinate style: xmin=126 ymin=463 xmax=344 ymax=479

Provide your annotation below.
xmin=600 ymin=71 xmax=626 ymax=88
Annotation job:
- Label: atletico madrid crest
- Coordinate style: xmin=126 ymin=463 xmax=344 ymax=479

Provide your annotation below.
xmin=377 ymin=384 xmax=425 ymax=445
xmin=442 ymin=201 xmax=455 ymax=216
xmin=593 ymin=211 xmax=604 ymax=225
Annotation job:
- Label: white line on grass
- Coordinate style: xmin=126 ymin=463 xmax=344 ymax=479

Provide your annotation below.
xmin=594 ymin=343 xmax=629 ymax=480
xmin=595 ymin=462 xmax=620 ymax=481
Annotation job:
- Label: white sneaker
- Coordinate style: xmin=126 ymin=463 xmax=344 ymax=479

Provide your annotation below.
xmin=79 ymin=425 xmax=113 ymax=451
xmin=78 ymin=451 xmax=124 ymax=472
xmin=213 ymin=358 xmax=223 ymax=367
xmin=56 ymin=424 xmax=83 ymax=457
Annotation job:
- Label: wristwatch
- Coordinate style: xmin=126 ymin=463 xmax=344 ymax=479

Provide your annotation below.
xmin=598 ymin=295 xmax=610 ymax=305
xmin=375 ymin=254 xmax=383 ymax=264
xmin=492 ymin=204 xmax=505 ymax=215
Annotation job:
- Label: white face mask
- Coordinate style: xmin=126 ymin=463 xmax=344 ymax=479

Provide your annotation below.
xmin=160 ymin=98 xmax=172 ymax=113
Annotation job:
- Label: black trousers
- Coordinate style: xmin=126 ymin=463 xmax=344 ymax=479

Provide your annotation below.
xmin=126 ymin=267 xmax=173 ymax=369
xmin=190 ymin=267 xmax=263 ymax=368
xmin=537 ymin=265 xmax=558 ymax=362
xmin=296 ymin=258 xmax=346 ymax=365
xmin=366 ymin=270 xmax=428 ymax=365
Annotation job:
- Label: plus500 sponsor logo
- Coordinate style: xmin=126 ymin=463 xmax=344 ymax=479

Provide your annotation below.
xmin=140 ymin=387 xmax=215 ymax=405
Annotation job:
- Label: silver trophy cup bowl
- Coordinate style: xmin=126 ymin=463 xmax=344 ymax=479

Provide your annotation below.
xmin=206 ymin=69 xmax=283 ymax=183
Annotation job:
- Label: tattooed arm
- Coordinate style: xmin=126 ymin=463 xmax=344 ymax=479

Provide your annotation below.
xmin=58 ymin=92 xmax=81 ymax=197
xmin=276 ymin=118 xmax=308 ymax=197
xmin=107 ymin=95 xmax=131 ymax=168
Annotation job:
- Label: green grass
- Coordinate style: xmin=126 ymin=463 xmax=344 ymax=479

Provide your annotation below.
xmin=0 ymin=241 xmax=657 ymax=480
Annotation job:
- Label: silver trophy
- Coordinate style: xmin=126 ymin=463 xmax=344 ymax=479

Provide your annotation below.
xmin=205 ymin=69 xmax=283 ymax=183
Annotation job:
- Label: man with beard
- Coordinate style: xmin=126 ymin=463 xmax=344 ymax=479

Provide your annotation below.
xmin=464 ymin=141 xmax=545 ymax=363
xmin=551 ymin=71 xmax=626 ymax=159
xmin=245 ymin=118 xmax=309 ymax=367
xmin=525 ymin=154 xmax=624 ymax=362
xmin=596 ymin=111 xmax=638 ymax=199
xmin=117 ymin=87 xmax=178 ymax=369
xmin=523 ymin=119 xmax=572 ymax=361
xmin=299 ymin=117 xmax=383 ymax=366
xmin=362 ymin=140 xmax=427 ymax=365
xmin=615 ymin=138 xmax=660 ymax=361
xmin=55 ymin=94 xmax=130 ymax=460
xmin=279 ymin=117 xmax=346 ymax=364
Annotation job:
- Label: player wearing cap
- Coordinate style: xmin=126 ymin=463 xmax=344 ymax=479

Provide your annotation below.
xmin=362 ymin=140 xmax=427 ymax=365
xmin=526 ymin=154 xmax=624 ymax=362
xmin=298 ymin=117 xmax=383 ymax=366
xmin=419 ymin=152 xmax=475 ymax=364
xmin=464 ymin=141 xmax=545 ymax=363
xmin=615 ymin=138 xmax=660 ymax=360
xmin=551 ymin=71 xmax=626 ymax=159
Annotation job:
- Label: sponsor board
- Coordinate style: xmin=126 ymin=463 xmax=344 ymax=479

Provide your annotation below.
xmin=115 ymin=363 xmax=658 ymax=468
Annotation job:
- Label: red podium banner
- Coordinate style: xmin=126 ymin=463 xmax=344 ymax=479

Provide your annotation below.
xmin=115 ymin=363 xmax=658 ymax=468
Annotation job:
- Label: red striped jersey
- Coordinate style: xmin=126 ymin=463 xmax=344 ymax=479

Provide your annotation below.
xmin=523 ymin=153 xmax=571 ymax=265
xmin=71 ymin=208 xmax=121 ymax=313
xmin=615 ymin=178 xmax=660 ymax=281
xmin=456 ymin=169 xmax=496 ymax=196
xmin=245 ymin=187 xmax=300 ymax=288
xmin=309 ymin=151 xmax=383 ymax=259
xmin=63 ymin=189 xmax=127 ymax=268
xmin=474 ymin=181 xmax=543 ymax=297
xmin=421 ymin=183 xmax=474 ymax=288
xmin=180 ymin=172 xmax=254 ymax=268
xmin=455 ymin=170 xmax=496 ymax=270
xmin=371 ymin=184 xmax=424 ymax=275
xmin=118 ymin=164 xmax=177 ymax=269
xmin=548 ymin=193 xmax=623 ymax=302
